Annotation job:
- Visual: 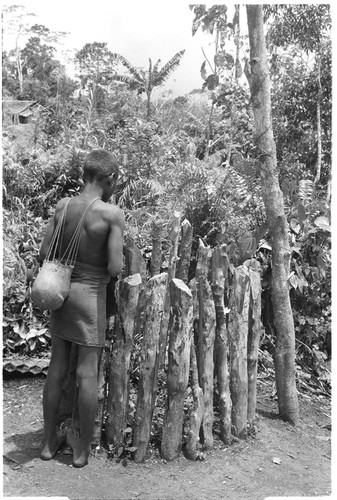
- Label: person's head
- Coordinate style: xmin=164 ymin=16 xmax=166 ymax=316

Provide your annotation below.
xmin=83 ymin=149 xmax=119 ymax=201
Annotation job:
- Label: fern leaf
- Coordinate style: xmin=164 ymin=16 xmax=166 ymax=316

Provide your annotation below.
xmin=298 ymin=179 xmax=315 ymax=205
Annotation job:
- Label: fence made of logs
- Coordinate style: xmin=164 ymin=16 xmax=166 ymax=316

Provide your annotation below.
xmin=59 ymin=212 xmax=263 ymax=462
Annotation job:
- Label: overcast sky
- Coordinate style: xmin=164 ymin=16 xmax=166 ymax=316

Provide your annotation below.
xmin=3 ymin=0 xmax=240 ymax=97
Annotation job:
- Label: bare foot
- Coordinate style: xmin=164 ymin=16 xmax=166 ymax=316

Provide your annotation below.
xmin=40 ymin=429 xmax=67 ymax=460
xmin=66 ymin=428 xmax=91 ymax=468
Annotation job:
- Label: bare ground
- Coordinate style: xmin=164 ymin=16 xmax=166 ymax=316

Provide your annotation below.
xmin=2 ymin=375 xmax=331 ymax=500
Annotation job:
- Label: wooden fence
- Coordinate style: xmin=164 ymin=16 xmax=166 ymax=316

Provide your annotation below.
xmin=59 ymin=213 xmax=263 ymax=462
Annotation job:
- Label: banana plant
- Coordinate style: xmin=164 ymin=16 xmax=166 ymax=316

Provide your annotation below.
xmin=111 ymin=50 xmax=185 ymax=118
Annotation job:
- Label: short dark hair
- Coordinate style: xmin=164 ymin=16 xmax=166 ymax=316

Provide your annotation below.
xmin=83 ymin=149 xmax=119 ymax=182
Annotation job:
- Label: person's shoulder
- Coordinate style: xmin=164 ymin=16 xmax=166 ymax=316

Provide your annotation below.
xmin=100 ymin=202 xmax=125 ymax=226
xmin=54 ymin=197 xmax=71 ymax=213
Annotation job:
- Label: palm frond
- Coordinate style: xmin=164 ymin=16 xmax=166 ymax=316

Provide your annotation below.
xmin=153 ymin=49 xmax=185 ymax=86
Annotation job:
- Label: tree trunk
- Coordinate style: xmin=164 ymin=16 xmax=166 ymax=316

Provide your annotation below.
xmin=211 ymin=245 xmax=232 ymax=444
xmin=245 ymin=4 xmax=299 ymax=425
xmin=184 ymin=342 xmax=204 ymax=460
xmin=314 ymin=53 xmax=322 ymax=185
xmin=133 ymin=273 xmax=168 ymax=462
xmin=245 ymin=259 xmax=263 ymax=424
xmin=196 ymin=242 xmax=215 ymax=450
xmin=106 ymin=274 xmax=142 ymax=449
xmin=159 ymin=211 xmax=181 ymax=366
xmin=161 ymin=279 xmax=193 ymax=461
xmin=176 ymin=219 xmax=193 ymax=284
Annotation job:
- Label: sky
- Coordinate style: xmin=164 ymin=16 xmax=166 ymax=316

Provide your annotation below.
xmin=2 ymin=0 xmax=239 ymax=97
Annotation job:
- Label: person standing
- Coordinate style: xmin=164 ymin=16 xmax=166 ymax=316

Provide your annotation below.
xmin=39 ymin=149 xmax=125 ymax=468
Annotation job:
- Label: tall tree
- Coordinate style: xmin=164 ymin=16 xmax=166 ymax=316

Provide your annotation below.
xmin=75 ymin=42 xmax=117 ymax=110
xmin=111 ymin=50 xmax=185 ymax=119
xmin=2 ymin=5 xmax=36 ymax=93
xmin=2 ymin=6 xmax=68 ymax=95
xmin=245 ymin=5 xmax=299 ymax=425
xmin=265 ymin=4 xmax=331 ymax=187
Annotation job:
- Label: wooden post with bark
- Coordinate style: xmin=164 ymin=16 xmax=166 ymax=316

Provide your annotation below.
xmin=211 ymin=245 xmax=232 ymax=444
xmin=158 ymin=211 xmax=181 ymax=366
xmin=106 ymin=274 xmax=142 ymax=450
xmin=228 ymin=265 xmax=250 ymax=438
xmin=92 ymin=347 xmax=109 ymax=445
xmin=161 ymin=278 xmax=193 ymax=461
xmin=245 ymin=4 xmax=299 ymax=425
xmin=124 ymin=235 xmax=147 ymax=341
xmin=124 ymin=235 xmax=147 ymax=279
xmin=176 ymin=219 xmax=193 ymax=283
xmin=196 ymin=241 xmax=215 ymax=450
xmin=245 ymin=259 xmax=263 ymax=424
xmin=133 ymin=273 xmax=168 ymax=462
xmin=184 ymin=342 xmax=204 ymax=460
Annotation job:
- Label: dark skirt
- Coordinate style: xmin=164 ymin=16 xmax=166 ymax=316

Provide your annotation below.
xmin=50 ymin=261 xmax=110 ymax=348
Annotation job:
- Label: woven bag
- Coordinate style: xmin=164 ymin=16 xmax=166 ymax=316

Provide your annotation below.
xmin=31 ymin=197 xmax=100 ymax=311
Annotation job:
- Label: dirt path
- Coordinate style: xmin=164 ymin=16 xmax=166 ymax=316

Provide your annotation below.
xmin=2 ymin=376 xmax=331 ymax=500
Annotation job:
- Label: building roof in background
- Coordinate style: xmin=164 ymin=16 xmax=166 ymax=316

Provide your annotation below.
xmin=2 ymin=100 xmax=37 ymax=115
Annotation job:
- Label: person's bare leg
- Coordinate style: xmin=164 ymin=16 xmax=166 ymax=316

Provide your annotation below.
xmin=41 ymin=336 xmax=71 ymax=460
xmin=70 ymin=345 xmax=101 ymax=468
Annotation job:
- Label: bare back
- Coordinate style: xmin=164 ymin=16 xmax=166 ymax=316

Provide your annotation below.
xmin=41 ymin=195 xmax=124 ymax=276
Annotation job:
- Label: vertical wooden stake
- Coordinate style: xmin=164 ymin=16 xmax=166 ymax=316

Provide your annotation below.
xmin=196 ymin=241 xmax=215 ymax=450
xmin=92 ymin=347 xmax=109 ymax=445
xmin=106 ymin=274 xmax=142 ymax=449
xmin=184 ymin=342 xmax=204 ymax=460
xmin=228 ymin=265 xmax=250 ymax=438
xmin=124 ymin=235 xmax=147 ymax=279
xmin=245 ymin=259 xmax=263 ymax=424
xmin=161 ymin=278 xmax=193 ymax=461
xmin=158 ymin=211 xmax=181 ymax=366
xmin=176 ymin=219 xmax=193 ymax=284
xmin=211 ymin=245 xmax=232 ymax=444
xmin=133 ymin=273 xmax=168 ymax=463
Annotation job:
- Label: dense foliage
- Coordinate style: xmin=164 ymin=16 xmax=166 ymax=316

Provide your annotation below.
xmin=2 ymin=4 xmax=331 ymax=376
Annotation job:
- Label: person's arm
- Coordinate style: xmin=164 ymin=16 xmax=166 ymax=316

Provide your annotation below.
xmin=39 ymin=218 xmax=56 ymax=262
xmin=107 ymin=208 xmax=125 ymax=277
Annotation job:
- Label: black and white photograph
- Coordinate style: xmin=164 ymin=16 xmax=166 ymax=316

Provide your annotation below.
xmin=2 ymin=1 xmax=332 ymax=499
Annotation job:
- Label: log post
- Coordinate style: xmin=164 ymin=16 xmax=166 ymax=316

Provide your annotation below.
xmin=133 ymin=273 xmax=168 ymax=462
xmin=150 ymin=220 xmax=163 ymax=277
xmin=92 ymin=347 xmax=109 ymax=445
xmin=106 ymin=274 xmax=142 ymax=450
xmin=184 ymin=342 xmax=204 ymax=460
xmin=176 ymin=219 xmax=193 ymax=284
xmin=211 ymin=245 xmax=232 ymax=444
xmin=245 ymin=259 xmax=263 ymax=424
xmin=124 ymin=235 xmax=147 ymax=279
xmin=196 ymin=241 xmax=215 ymax=450
xmin=228 ymin=265 xmax=250 ymax=438
xmin=124 ymin=235 xmax=147 ymax=342
xmin=158 ymin=211 xmax=181 ymax=366
xmin=161 ymin=278 xmax=193 ymax=461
